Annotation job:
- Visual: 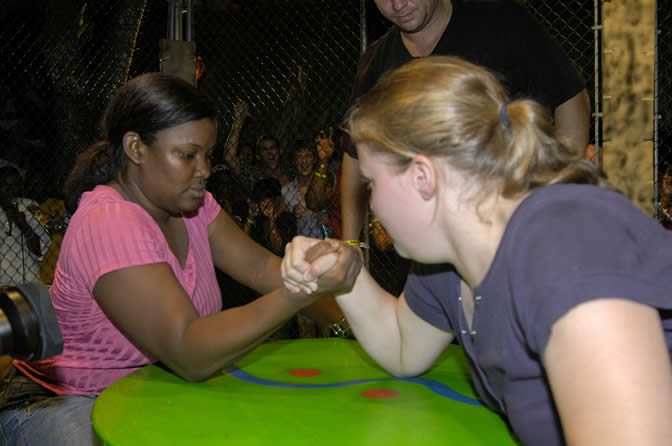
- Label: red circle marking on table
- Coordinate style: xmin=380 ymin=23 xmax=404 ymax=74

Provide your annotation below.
xmin=361 ymin=388 xmax=400 ymax=399
xmin=289 ymin=368 xmax=322 ymax=377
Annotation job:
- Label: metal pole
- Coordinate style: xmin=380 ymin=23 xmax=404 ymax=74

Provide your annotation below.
xmin=654 ymin=0 xmax=661 ymax=219
xmin=592 ymin=0 xmax=603 ymax=169
xmin=167 ymin=0 xmax=175 ymax=40
xmin=185 ymin=0 xmax=193 ymax=42
xmin=176 ymin=0 xmax=184 ymax=41
xmin=360 ymin=0 xmax=370 ymax=265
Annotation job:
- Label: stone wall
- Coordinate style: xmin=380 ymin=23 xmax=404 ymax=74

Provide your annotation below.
xmin=601 ymin=0 xmax=656 ymax=214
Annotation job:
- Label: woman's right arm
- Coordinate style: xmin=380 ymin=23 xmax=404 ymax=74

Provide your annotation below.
xmin=283 ymin=237 xmax=454 ymax=376
xmin=338 ymin=268 xmax=454 ymax=376
xmin=93 ymin=262 xmax=317 ymax=382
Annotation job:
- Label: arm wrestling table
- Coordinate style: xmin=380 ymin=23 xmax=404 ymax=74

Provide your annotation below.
xmin=92 ymin=338 xmax=517 ymax=445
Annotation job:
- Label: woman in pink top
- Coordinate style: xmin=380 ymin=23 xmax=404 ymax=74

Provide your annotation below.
xmin=0 ymin=73 xmax=360 ymax=445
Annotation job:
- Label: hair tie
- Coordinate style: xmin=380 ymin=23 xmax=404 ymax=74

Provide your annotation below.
xmin=499 ymin=101 xmax=511 ymax=127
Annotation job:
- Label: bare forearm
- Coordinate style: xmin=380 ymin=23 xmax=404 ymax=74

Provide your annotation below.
xmin=249 ymin=249 xmax=283 ymax=295
xmin=334 ymin=269 xmax=406 ymax=373
xmin=222 ymin=124 xmax=243 ymax=175
xmin=305 ymin=168 xmax=333 ymax=211
xmin=299 ymin=295 xmax=344 ymax=327
xmin=175 ymin=287 xmax=314 ymax=381
xmin=341 ymin=154 xmax=369 ymax=240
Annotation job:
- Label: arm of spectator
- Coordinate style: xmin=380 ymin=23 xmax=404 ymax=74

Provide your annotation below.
xmin=306 ymin=127 xmax=336 ymax=211
xmin=7 ymin=200 xmax=49 ymax=257
xmin=554 ymin=89 xmax=591 ymax=158
xmin=341 ymin=153 xmax=369 ymax=240
xmin=243 ymin=201 xmax=259 ymax=235
xmin=369 ymin=215 xmax=393 ymax=252
xmin=222 ymin=100 xmax=250 ymax=177
xmin=267 ymin=217 xmax=284 ymax=256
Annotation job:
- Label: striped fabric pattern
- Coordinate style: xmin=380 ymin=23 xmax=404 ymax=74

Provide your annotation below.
xmin=15 ymin=185 xmax=222 ymax=395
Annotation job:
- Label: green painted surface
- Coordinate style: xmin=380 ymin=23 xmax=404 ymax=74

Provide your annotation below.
xmin=92 ymin=339 xmax=518 ymax=445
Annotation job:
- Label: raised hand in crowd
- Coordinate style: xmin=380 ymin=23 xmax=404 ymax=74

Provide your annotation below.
xmin=223 ymin=100 xmax=251 ymax=177
xmin=306 ymin=127 xmax=336 ymax=212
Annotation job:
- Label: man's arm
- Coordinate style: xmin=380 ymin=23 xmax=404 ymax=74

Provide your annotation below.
xmin=341 ymin=153 xmax=370 ymax=240
xmin=553 ymin=88 xmax=591 ymax=157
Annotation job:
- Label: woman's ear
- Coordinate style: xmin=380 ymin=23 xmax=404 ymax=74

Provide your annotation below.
xmin=410 ymin=155 xmax=437 ymax=201
xmin=122 ymin=131 xmax=145 ymax=165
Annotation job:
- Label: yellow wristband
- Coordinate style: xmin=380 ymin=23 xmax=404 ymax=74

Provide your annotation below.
xmin=246 ymin=218 xmax=256 ymax=225
xmin=233 ymin=123 xmax=242 ymax=129
xmin=343 ymin=240 xmax=360 ymax=246
xmin=314 ymin=172 xmax=327 ymax=179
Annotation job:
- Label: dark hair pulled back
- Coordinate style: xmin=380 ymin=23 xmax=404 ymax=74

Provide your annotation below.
xmin=64 ymin=73 xmax=217 ymax=213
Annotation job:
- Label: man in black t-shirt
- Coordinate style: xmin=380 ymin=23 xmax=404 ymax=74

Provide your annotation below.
xmin=341 ymin=0 xmax=591 ymax=284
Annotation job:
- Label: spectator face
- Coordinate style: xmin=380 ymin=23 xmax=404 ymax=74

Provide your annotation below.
xmin=239 ymin=144 xmax=254 ymax=164
xmin=0 ymin=169 xmax=22 ymax=203
xmin=136 ymin=118 xmax=217 ymax=216
xmin=662 ymin=174 xmax=672 ymax=201
xmin=373 ymin=0 xmax=443 ymax=34
xmin=295 ymin=147 xmax=315 ymax=178
xmin=260 ymin=197 xmax=275 ymax=219
xmin=257 ymin=139 xmax=281 ymax=170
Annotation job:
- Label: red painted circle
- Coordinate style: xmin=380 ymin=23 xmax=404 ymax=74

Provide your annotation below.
xmin=361 ymin=388 xmax=400 ymax=399
xmin=288 ymin=368 xmax=322 ymax=377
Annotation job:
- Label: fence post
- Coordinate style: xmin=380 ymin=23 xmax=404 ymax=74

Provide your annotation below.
xmin=160 ymin=0 xmax=196 ymax=86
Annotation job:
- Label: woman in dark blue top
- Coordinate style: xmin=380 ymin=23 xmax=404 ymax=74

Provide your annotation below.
xmin=281 ymin=56 xmax=672 ymax=445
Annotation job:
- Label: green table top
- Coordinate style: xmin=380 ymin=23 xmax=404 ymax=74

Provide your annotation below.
xmin=92 ymin=338 xmax=517 ymax=445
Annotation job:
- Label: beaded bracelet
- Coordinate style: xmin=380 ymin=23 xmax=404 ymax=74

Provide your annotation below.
xmin=344 ymin=240 xmax=369 ymax=249
xmin=330 ymin=317 xmax=351 ymax=338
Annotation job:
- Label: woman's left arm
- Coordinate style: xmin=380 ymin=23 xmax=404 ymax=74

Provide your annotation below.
xmin=544 ymin=298 xmax=672 ymax=445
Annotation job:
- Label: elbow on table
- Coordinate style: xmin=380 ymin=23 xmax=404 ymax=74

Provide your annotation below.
xmin=393 ymin=368 xmax=426 ymax=379
xmin=391 ymin=356 xmax=436 ymax=379
xmin=168 ymin=350 xmax=251 ymax=383
xmin=166 ymin=362 xmax=212 ymax=383
xmin=382 ymin=361 xmax=427 ymax=379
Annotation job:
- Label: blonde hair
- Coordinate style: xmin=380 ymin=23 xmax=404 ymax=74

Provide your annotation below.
xmin=346 ymin=56 xmax=608 ymax=202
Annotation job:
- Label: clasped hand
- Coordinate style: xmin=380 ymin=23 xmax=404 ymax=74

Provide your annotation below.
xmin=281 ymin=236 xmax=362 ymax=297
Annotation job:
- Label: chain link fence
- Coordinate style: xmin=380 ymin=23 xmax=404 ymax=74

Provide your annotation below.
xmin=1 ymin=0 xmax=147 ymax=286
xmin=5 ymin=1 xmax=661 ymax=321
xmin=522 ymin=0 xmax=599 ymax=145
xmin=656 ymin=1 xmax=672 ymax=228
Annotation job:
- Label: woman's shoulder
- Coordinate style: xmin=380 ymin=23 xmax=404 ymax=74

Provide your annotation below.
xmin=71 ymin=185 xmax=156 ymax=232
xmin=512 ymin=184 xmax=644 ymax=230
